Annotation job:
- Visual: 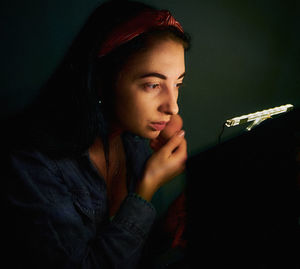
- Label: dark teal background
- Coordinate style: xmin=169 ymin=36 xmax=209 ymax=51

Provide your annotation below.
xmin=1 ymin=0 xmax=299 ymax=215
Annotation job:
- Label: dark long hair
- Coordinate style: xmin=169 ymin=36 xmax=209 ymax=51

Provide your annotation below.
xmin=5 ymin=0 xmax=191 ymax=159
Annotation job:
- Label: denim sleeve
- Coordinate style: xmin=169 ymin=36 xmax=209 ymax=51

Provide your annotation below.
xmin=5 ymin=150 xmax=156 ymax=269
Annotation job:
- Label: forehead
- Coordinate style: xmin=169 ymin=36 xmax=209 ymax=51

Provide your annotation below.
xmin=120 ymin=39 xmax=185 ymax=78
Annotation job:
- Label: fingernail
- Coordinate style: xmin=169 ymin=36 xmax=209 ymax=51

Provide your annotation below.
xmin=178 ymin=130 xmax=185 ymax=137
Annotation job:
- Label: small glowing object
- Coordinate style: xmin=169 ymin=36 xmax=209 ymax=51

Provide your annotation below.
xmin=225 ymin=104 xmax=294 ymax=131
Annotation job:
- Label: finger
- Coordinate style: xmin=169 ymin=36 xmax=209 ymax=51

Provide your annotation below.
xmin=157 ymin=134 xmax=167 ymax=145
xmin=150 ymin=139 xmax=164 ymax=151
xmin=171 ymin=141 xmax=187 ymax=171
xmin=173 ymin=162 xmax=186 ymax=178
xmin=172 ymin=138 xmax=187 ymax=157
xmin=150 ymin=139 xmax=158 ymax=149
xmin=160 ymin=130 xmax=185 ymax=156
xmin=160 ymin=114 xmax=183 ymax=142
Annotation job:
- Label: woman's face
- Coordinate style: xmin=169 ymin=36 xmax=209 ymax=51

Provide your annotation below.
xmin=112 ymin=38 xmax=185 ymax=139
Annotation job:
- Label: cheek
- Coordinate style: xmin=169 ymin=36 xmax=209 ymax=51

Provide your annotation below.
xmin=116 ymin=92 xmax=160 ymax=136
xmin=115 ymin=92 xmax=149 ymax=122
xmin=126 ymin=97 xmax=155 ymax=124
xmin=125 ymin=87 xmax=154 ymax=111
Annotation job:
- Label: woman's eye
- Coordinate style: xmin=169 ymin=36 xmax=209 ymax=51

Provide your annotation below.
xmin=145 ymin=83 xmax=160 ymax=90
xmin=175 ymin=83 xmax=184 ymax=89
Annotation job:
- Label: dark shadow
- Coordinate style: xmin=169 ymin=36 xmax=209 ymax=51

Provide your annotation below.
xmin=187 ymin=107 xmax=300 ymax=268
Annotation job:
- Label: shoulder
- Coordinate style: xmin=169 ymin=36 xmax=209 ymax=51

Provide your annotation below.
xmin=9 ymin=148 xmax=61 ymax=177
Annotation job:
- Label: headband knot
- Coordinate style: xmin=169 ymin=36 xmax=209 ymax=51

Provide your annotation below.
xmin=98 ymin=9 xmax=184 ymax=57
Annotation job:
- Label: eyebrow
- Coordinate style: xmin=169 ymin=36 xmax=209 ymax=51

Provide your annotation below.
xmin=139 ymin=72 xmax=185 ymax=80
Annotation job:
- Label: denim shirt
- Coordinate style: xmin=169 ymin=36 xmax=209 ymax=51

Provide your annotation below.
xmin=3 ymin=133 xmax=157 ymax=269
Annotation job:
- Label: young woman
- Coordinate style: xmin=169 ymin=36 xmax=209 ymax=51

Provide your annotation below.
xmin=3 ymin=0 xmax=191 ymax=268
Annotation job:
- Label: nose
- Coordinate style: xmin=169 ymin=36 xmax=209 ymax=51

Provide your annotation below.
xmin=158 ymin=85 xmax=179 ymax=115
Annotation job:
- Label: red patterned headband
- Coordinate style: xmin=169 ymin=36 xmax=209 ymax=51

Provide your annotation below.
xmin=98 ymin=9 xmax=184 ymax=57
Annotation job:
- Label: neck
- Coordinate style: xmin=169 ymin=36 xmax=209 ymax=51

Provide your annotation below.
xmin=108 ymin=127 xmax=123 ymax=140
xmin=90 ymin=126 xmax=122 ymax=153
xmin=88 ymin=127 xmax=126 ymax=188
xmin=107 ymin=120 xmax=124 ymax=140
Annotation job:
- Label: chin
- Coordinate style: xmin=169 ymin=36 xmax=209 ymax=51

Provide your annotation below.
xmin=135 ymin=129 xmax=160 ymax=140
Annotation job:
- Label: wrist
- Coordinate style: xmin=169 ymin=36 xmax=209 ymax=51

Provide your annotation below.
xmin=135 ymin=175 xmax=159 ymax=202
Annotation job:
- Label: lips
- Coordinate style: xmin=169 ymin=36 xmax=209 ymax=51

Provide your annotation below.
xmin=149 ymin=121 xmax=168 ymax=131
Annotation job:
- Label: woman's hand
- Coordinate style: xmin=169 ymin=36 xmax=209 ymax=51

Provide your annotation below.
xmin=150 ymin=114 xmax=183 ymax=151
xmin=136 ymin=129 xmax=187 ymax=201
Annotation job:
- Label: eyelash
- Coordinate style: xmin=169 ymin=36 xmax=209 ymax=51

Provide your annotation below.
xmin=176 ymin=83 xmax=184 ymax=89
xmin=145 ymin=83 xmax=160 ymax=90
xmin=144 ymin=83 xmax=184 ymax=90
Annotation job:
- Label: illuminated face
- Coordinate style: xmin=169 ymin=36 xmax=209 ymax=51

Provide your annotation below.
xmin=112 ymin=38 xmax=185 ymax=139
